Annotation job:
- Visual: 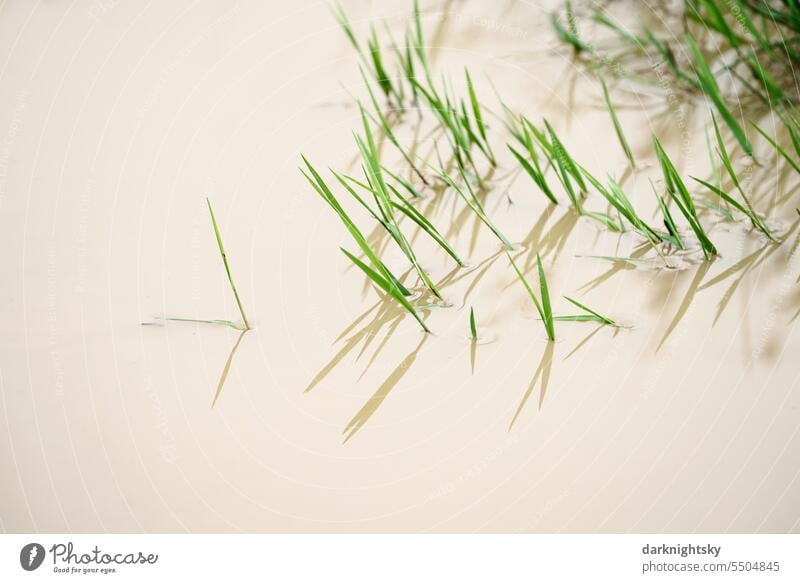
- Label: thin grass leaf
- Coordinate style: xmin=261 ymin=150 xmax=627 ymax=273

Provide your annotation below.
xmin=652 ymin=136 xmax=717 ymax=258
xmin=508 ymin=144 xmax=558 ymax=205
xmin=687 ymin=34 xmax=753 ymax=156
xmin=653 ymin=181 xmax=686 ymax=249
xmin=387 ymin=183 xmax=465 ymax=266
xmin=469 ymin=307 xmax=477 ymax=340
xmin=600 ymin=78 xmax=635 ymax=167
xmin=206 ymin=198 xmax=250 ymax=330
xmin=550 ymin=12 xmax=591 ymax=52
xmin=331 ymin=2 xmax=362 ymax=54
xmin=465 ymin=68 xmax=496 ymax=165
xmin=367 ymin=25 xmax=394 ymax=100
xmin=699 ymin=201 xmax=735 ymax=220
xmin=603 ymin=178 xmax=661 ymax=243
xmin=543 ymin=118 xmax=587 ymax=193
xmin=536 ymin=253 xmax=555 ymax=340
xmin=429 ymin=162 xmax=514 ymax=250
xmin=690 ymin=176 xmax=750 ymax=215
xmin=359 ymin=71 xmax=429 ymax=185
xmin=562 ymin=296 xmax=616 ymax=325
xmin=593 ymin=13 xmax=641 ymax=45
xmin=752 ymin=121 xmax=800 ymax=174
xmin=161 ymin=317 xmax=243 ymax=330
xmin=643 ymin=27 xmax=698 ymax=88
xmin=710 ymin=113 xmax=772 ymax=238
xmin=575 ymin=165 xmax=624 ymax=231
xmin=507 ymin=252 xmax=554 ymax=341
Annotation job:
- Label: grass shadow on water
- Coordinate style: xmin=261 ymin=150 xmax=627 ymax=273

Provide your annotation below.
xmin=508 ymin=342 xmax=555 ymax=430
xmin=211 ymin=329 xmax=249 ymax=408
xmin=343 ymin=334 xmax=428 ymax=443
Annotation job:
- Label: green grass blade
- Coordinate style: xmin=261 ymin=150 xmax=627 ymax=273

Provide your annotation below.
xmin=550 ymin=11 xmax=591 ymax=52
xmin=388 ymin=184 xmax=465 ymax=266
xmin=687 ymin=34 xmax=753 ymax=156
xmin=600 ymin=79 xmax=635 ymax=167
xmin=563 ymin=295 xmax=615 ymax=325
xmin=465 ymin=68 xmax=495 ymax=164
xmin=469 ymin=307 xmax=477 ymax=340
xmin=752 ymin=121 xmax=800 ymax=174
xmin=651 ymin=138 xmax=717 ymax=258
xmin=507 ymin=252 xmax=554 ymax=340
xmin=508 ymin=144 xmax=558 ymax=204
xmin=161 ymin=317 xmax=243 ymax=330
xmin=690 ymin=176 xmax=749 ymax=215
xmin=536 ymin=253 xmax=555 ymax=340
xmin=653 ymin=182 xmax=685 ymax=249
xmin=710 ymin=114 xmax=772 ymax=238
xmin=206 ymin=198 xmax=250 ymax=330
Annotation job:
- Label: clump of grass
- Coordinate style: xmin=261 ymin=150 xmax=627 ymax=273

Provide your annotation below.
xmin=410 ymin=74 xmax=495 ymax=173
xmin=301 ymin=156 xmax=430 ymax=332
xmin=206 ymin=198 xmax=250 ymax=330
xmin=469 ymin=306 xmax=477 ymax=340
xmin=653 ymin=136 xmax=718 ymax=258
xmin=332 ymin=2 xmax=407 ymax=106
xmin=502 ymin=107 xmax=620 ymax=230
xmin=507 ymin=252 xmax=555 ymax=341
xmin=519 ymin=114 xmax=623 ymax=230
xmin=335 ymin=169 xmax=463 ymax=267
xmin=691 ymin=114 xmax=773 ymax=239
xmin=554 ymin=296 xmax=616 ymax=326
xmin=600 ymin=79 xmax=635 ymax=167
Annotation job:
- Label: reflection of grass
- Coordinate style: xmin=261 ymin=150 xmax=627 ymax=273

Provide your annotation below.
xmin=211 ymin=329 xmax=248 ymax=408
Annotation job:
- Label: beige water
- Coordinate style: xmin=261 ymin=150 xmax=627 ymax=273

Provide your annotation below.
xmin=1 ymin=0 xmax=799 ymax=533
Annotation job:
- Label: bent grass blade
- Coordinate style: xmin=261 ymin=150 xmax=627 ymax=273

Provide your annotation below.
xmin=554 ymin=296 xmax=617 ymax=326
